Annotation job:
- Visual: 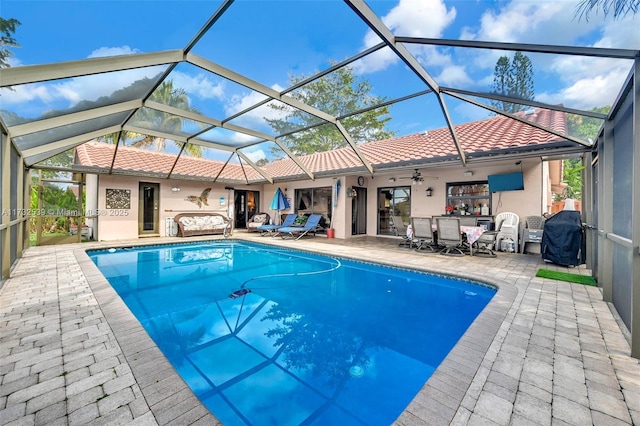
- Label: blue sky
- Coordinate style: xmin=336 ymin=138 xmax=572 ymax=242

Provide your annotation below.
xmin=2 ymin=0 xmax=639 ymax=163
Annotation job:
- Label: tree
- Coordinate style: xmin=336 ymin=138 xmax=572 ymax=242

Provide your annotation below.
xmin=562 ymin=158 xmax=585 ymax=200
xmin=575 ymin=0 xmax=639 ymax=21
xmin=266 ymin=64 xmax=394 ymax=156
xmin=491 ymin=56 xmax=512 ymax=112
xmin=490 ymin=52 xmax=535 ymax=114
xmin=0 ymin=17 xmax=20 ymax=69
xmin=560 ymin=105 xmax=611 ymax=201
xmin=566 ymin=105 xmax=611 ymax=141
xmin=101 ymin=80 xmax=204 ymax=157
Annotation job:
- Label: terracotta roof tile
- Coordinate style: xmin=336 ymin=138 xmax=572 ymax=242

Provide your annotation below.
xmin=74 ymin=142 xmax=263 ymax=182
xmin=75 ymin=108 xmax=571 ymax=181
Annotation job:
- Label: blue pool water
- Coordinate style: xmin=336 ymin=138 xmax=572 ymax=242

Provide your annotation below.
xmin=89 ymin=241 xmax=495 ymax=425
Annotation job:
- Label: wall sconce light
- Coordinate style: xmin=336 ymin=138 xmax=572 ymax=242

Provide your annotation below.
xmin=464 ymin=171 xmax=473 ymax=177
xmin=388 ymin=177 xmax=396 ymax=183
xmin=346 ymin=187 xmax=357 ymax=197
xmin=425 ymin=187 xmax=433 ymax=197
xmin=171 ymin=186 xmax=180 ymax=192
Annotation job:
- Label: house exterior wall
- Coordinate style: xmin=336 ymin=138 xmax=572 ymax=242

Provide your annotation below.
xmin=89 ymin=159 xmax=546 ymax=241
xmin=363 ymin=159 xmax=545 ymax=237
xmin=261 ymin=176 xmax=347 ymax=237
xmin=94 ymin=175 xmax=235 ymax=241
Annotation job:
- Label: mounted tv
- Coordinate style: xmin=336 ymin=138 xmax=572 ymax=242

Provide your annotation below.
xmin=488 ymin=171 xmax=524 ymax=193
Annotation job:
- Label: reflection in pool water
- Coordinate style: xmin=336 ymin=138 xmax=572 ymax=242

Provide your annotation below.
xmin=89 ymin=241 xmax=495 ymax=425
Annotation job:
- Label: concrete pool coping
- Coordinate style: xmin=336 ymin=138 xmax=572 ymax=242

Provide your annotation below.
xmin=1 ymin=233 xmax=638 ymax=425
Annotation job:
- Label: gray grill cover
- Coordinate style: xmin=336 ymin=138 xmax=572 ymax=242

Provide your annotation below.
xmin=541 ymin=211 xmax=585 ymax=266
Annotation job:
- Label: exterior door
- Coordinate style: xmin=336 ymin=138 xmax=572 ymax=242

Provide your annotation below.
xmin=234 ymin=190 xmax=259 ymax=229
xmin=139 ymin=183 xmax=159 ymax=235
xmin=377 ymin=186 xmax=411 ymax=235
xmin=351 ymin=187 xmax=367 ymax=235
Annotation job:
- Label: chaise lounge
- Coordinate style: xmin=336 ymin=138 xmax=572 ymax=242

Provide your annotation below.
xmin=257 ymin=213 xmax=298 ymax=236
xmin=278 ymin=214 xmax=323 ymax=240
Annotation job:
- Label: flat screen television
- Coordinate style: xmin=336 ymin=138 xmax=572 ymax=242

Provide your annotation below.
xmin=488 ymin=171 xmax=524 ymax=193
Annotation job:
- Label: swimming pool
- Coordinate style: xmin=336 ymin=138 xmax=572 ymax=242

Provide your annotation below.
xmin=89 ymin=241 xmax=495 ymax=425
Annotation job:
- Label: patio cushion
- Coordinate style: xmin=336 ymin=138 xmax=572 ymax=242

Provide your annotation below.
xmin=180 ymin=215 xmax=225 ymax=231
xmin=251 ymin=213 xmax=268 ymax=223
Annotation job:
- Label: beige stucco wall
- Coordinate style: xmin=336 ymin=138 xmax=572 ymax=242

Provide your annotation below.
xmin=94 ymin=175 xmax=234 ymax=241
xmin=362 ymin=158 xmax=545 ymax=237
xmin=261 ymin=176 xmax=347 ymax=238
xmin=88 ymin=158 xmax=547 ymax=241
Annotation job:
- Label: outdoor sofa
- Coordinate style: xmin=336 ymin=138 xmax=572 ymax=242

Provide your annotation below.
xmin=173 ymin=212 xmax=231 ymax=237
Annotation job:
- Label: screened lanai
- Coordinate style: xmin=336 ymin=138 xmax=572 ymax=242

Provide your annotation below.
xmin=1 ymin=0 xmax=638 ymax=355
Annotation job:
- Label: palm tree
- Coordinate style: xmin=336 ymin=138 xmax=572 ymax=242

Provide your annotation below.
xmin=99 ymin=80 xmax=204 ymax=157
xmin=575 ymin=0 xmax=639 ymax=20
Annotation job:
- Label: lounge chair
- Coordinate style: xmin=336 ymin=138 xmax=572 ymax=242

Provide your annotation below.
xmin=257 ymin=213 xmax=297 ymax=236
xmin=279 ymin=214 xmax=323 ymax=240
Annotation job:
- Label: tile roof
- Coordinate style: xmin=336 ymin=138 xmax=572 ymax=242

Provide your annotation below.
xmin=74 ymin=143 xmax=263 ymax=181
xmin=74 ymin=108 xmax=571 ymax=182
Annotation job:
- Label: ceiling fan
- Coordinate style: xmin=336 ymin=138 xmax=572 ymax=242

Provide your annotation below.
xmin=399 ymin=169 xmax=438 ymax=185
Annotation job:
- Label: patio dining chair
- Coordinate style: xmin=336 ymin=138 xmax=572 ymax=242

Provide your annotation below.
xmin=457 ymin=216 xmax=478 ymax=253
xmin=519 ymin=215 xmax=544 ymax=253
xmin=472 ymin=231 xmax=498 ymax=257
xmin=436 ymin=217 xmax=465 ymax=256
xmin=411 ymin=217 xmax=440 ymax=253
xmin=495 ymin=212 xmax=520 ymax=251
xmin=472 ymin=212 xmax=519 ymax=256
xmin=458 ymin=216 xmax=478 ymax=226
xmin=392 ymin=215 xmax=413 ymax=247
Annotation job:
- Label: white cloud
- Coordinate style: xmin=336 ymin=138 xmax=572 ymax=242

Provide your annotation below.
xmin=1 ymin=64 xmax=165 ymax=113
xmin=170 ymin=71 xmax=225 ymax=100
xmin=223 ymin=84 xmax=290 ymax=131
xmin=6 ymin=56 xmax=22 ymax=67
xmin=243 ymin=148 xmax=267 ymax=163
xmin=454 ymin=101 xmax=492 ymax=122
xmin=87 ymin=46 xmax=141 ymax=58
xmin=467 ymin=2 xmax=598 ymax=45
xmin=225 ymin=89 xmax=273 ymax=116
xmin=458 ymin=1 xmax=638 ymax=110
xmin=434 ymin=64 xmax=473 ymax=87
xmin=228 ymin=131 xmax=262 ymax=145
xmin=1 ymin=46 xmax=163 ymax=113
xmin=354 ymin=0 xmax=457 ymax=74
xmin=594 ymin=17 xmax=640 ymax=49
xmin=53 ymin=65 xmax=165 ymax=106
xmin=536 ymin=65 xmax=629 ymax=109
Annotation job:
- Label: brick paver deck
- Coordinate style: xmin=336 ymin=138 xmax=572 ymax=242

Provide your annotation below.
xmin=1 ymin=234 xmax=638 ymax=425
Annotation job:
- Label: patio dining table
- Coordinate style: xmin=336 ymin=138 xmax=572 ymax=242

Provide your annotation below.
xmin=431 ymin=223 xmax=486 ymax=255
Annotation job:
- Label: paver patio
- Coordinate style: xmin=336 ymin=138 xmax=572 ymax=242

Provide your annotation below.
xmin=1 ymin=234 xmax=638 ymax=425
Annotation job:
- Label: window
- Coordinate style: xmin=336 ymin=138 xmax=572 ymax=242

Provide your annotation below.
xmin=446 ymin=181 xmax=490 ymax=215
xmin=294 ymin=187 xmax=331 ymax=230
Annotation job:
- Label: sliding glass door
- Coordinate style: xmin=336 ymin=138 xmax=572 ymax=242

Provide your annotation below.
xmin=377 ymin=186 xmax=411 ymax=235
